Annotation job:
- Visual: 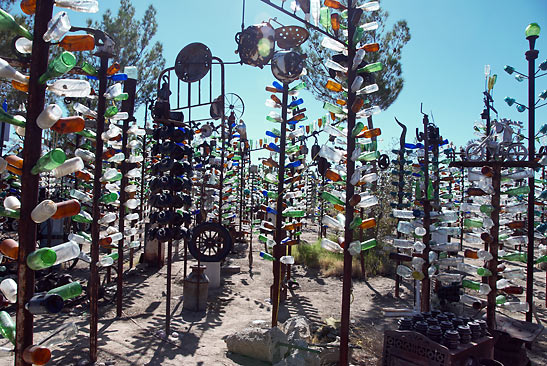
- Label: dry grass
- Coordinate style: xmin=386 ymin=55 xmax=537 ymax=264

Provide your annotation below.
xmin=293 ymin=239 xmax=393 ymax=278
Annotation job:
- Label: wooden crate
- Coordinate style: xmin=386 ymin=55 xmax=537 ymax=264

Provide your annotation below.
xmin=382 ymin=330 xmax=494 ymax=366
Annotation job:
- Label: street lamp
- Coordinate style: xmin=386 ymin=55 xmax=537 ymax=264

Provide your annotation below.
xmin=503 ymin=22 xmax=546 ymax=323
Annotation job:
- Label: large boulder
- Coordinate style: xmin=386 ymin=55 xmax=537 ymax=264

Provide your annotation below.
xmin=273 ymin=339 xmax=320 ymax=366
xmin=225 ymin=326 xmax=288 ymax=363
xmin=282 ymin=316 xmax=312 ymax=342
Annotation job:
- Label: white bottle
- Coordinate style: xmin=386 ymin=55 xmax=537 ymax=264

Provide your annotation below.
xmin=3 ymin=196 xmax=21 ymax=210
xmin=43 ymin=11 xmax=71 ymax=43
xmin=31 ymin=200 xmax=57 ymax=223
xmin=54 ymin=0 xmax=99 ymax=13
xmin=98 ymin=213 xmax=117 ymax=225
xmin=47 ymin=79 xmax=91 ymax=97
xmin=321 ymin=238 xmax=343 ymax=253
xmin=36 ymin=104 xmax=62 ymax=129
xmin=280 ymin=255 xmax=294 ymax=265
xmin=52 ymin=157 xmax=84 ymax=178
xmin=0 ymin=57 xmax=28 ymax=84
xmin=0 ymin=278 xmax=17 ymax=303
xmin=52 ymin=241 xmax=81 ymax=265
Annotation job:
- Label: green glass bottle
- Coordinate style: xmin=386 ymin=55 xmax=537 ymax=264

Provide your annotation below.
xmin=258 ymin=234 xmax=268 ymax=244
xmin=500 ymin=252 xmax=527 ymax=263
xmin=39 ymin=51 xmax=77 ymax=84
xmin=464 ymin=218 xmax=483 ymax=228
xmin=479 ymin=204 xmax=494 ymax=214
xmin=260 ymin=251 xmax=274 ymax=261
xmin=357 ymin=62 xmax=383 ymax=74
xmin=81 ymin=61 xmax=98 ymax=76
xmin=350 ymin=217 xmax=362 ymax=230
xmin=357 ymin=151 xmax=380 ymax=162
xmin=31 ymin=148 xmax=66 ymax=175
xmin=477 ymin=267 xmax=492 ymax=277
xmin=0 ymin=310 xmax=15 ymax=345
xmin=283 ymin=210 xmax=306 ymax=218
xmin=48 ymin=281 xmax=82 ymax=301
xmin=462 ymin=279 xmax=481 ymax=291
xmin=352 ymin=122 xmax=365 ymax=137
xmin=503 ymin=186 xmax=530 ymax=196
xmin=0 ymin=108 xmax=26 ymax=127
xmin=99 ymin=192 xmax=119 ymax=204
xmin=319 ymin=7 xmax=331 ymax=31
xmin=105 ymin=106 xmax=119 ymax=118
xmin=26 ymin=247 xmax=57 ymax=270
xmin=289 ymin=82 xmax=306 ymax=92
xmin=323 ymin=102 xmax=344 ymax=114
xmin=72 ymin=210 xmax=92 ymax=223
xmin=0 ymin=207 xmax=20 ymax=219
xmin=426 ymin=180 xmax=434 ymax=200
xmin=0 ymin=8 xmax=32 ymax=40
xmin=535 ymin=255 xmax=547 ymax=264
xmin=361 ymin=141 xmax=377 ymax=152
xmin=321 ymin=191 xmax=345 ymax=205
xmin=496 ymin=295 xmax=507 ymax=305
xmin=361 ymin=238 xmax=377 ymax=251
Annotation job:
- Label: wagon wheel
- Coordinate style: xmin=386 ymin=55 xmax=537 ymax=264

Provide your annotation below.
xmin=224 ymin=93 xmax=245 ymax=121
xmin=465 ymin=143 xmax=485 ymax=162
xmin=377 ymin=154 xmax=390 ymax=170
xmin=189 ymin=222 xmax=233 ymax=262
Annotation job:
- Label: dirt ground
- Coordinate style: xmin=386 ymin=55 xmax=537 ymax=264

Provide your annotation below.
xmin=2 ymin=222 xmax=547 ymax=366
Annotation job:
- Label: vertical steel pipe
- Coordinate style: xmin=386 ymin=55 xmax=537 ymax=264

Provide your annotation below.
xmin=271 ymin=83 xmax=289 ymax=327
xmin=90 ymin=54 xmax=110 ymax=362
xmin=15 ymin=2 xmax=54 ymax=365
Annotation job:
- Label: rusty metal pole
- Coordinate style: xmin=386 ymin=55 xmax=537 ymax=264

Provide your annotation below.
xmin=420 ymin=115 xmax=432 ymax=313
xmin=525 ymin=37 xmax=538 ymax=323
xmin=271 ymin=83 xmax=289 ymax=327
xmin=116 ymin=70 xmax=137 ymax=317
xmin=15 ymin=2 xmax=54 ymax=366
xmin=340 ymin=1 xmax=356 ymax=363
xmin=90 ymin=54 xmax=110 ymax=363
xmin=487 ymin=163 xmax=501 ymax=329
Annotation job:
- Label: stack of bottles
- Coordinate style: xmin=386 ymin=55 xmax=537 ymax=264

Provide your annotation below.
xmin=147 ymin=120 xmax=193 ymax=244
xmin=397 ymin=310 xmax=489 ymax=349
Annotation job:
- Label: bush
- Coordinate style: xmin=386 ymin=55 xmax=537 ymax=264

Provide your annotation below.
xmin=293 ymin=239 xmax=394 ymax=278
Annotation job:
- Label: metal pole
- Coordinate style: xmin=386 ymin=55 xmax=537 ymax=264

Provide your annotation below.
xmin=420 ymin=114 xmax=432 ymax=313
xmin=15 ymin=2 xmax=53 ymax=365
xmin=271 ymin=83 xmax=289 ymax=327
xmin=525 ymin=40 xmax=538 ymax=323
xmin=340 ymin=1 xmax=356 ymax=363
xmin=487 ymin=164 xmax=501 ymax=329
xmin=116 ymin=72 xmax=137 ymax=317
xmin=90 ymin=54 xmax=110 ymax=363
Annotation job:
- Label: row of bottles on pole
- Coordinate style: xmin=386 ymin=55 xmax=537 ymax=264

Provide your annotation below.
xmin=148 ymin=108 xmax=194 ymax=243
xmin=0 ymin=2 xmax=111 ymax=363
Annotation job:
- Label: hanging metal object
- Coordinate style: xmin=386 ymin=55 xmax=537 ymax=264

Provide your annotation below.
xmin=235 ymin=22 xmax=275 ymax=68
xmin=275 ymin=25 xmax=309 ymax=49
xmin=174 ymin=42 xmax=212 ymax=83
xmin=271 ymin=50 xmax=306 ymax=83
xmin=200 ymin=123 xmax=213 ymax=138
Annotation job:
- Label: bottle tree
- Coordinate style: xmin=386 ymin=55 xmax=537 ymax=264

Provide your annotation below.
xmin=298 ymin=0 xmax=410 ymax=110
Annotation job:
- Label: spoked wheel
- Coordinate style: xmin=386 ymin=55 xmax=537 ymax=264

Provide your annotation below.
xmin=224 ymin=93 xmax=245 ymax=121
xmin=506 ymin=144 xmax=528 ymax=161
xmin=96 ymin=265 xmax=118 ymax=305
xmin=465 ymin=143 xmax=485 ymax=161
xmin=189 ymin=222 xmax=233 ymax=262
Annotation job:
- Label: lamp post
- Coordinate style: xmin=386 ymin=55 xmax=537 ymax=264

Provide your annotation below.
xmin=503 ymin=22 xmax=546 ymax=323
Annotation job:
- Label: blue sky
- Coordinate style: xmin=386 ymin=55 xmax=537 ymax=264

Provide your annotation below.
xmin=14 ymin=0 xmax=547 ymax=157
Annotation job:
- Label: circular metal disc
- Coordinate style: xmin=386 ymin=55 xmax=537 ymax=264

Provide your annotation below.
xmin=175 ymin=43 xmax=212 ymax=83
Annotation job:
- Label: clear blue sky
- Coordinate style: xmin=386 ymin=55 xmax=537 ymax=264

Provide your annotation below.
xmin=23 ymin=0 xmax=547 ymax=156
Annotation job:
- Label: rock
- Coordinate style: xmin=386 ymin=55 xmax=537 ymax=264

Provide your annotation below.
xmin=225 ymin=326 xmax=288 ymax=363
xmin=273 ymin=339 xmax=320 ymax=366
xmin=282 ymin=316 xmax=311 ymax=342
xmin=222 ymin=265 xmax=241 ymax=274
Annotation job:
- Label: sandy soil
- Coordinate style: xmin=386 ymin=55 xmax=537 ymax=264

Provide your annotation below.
xmin=1 ymin=222 xmax=546 ymax=366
